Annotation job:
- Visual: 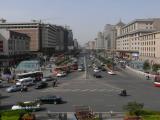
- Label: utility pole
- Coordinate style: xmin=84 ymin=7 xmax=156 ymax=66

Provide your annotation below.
xmin=112 ymin=50 xmax=115 ymax=70
xmin=84 ymin=52 xmax=87 ymax=80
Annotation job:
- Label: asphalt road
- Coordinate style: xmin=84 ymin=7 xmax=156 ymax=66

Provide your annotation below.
xmin=1 ymin=53 xmax=160 ymax=113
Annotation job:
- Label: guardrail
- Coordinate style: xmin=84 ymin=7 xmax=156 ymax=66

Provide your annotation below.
xmin=35 ymin=112 xmax=125 ymax=120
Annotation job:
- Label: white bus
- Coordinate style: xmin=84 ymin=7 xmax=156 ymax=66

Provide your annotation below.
xmin=16 ymin=77 xmax=34 ymax=86
xmin=16 ymin=71 xmax=43 ymax=81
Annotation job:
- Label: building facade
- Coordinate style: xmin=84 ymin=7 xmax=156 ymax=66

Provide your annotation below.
xmin=0 ymin=29 xmax=30 ymax=66
xmin=0 ymin=20 xmax=59 ymax=55
xmin=0 ymin=29 xmax=30 ymax=56
xmin=116 ymin=18 xmax=160 ymax=60
xmin=139 ymin=31 xmax=160 ymax=64
xmin=41 ymin=24 xmax=57 ymax=55
xmin=96 ymin=32 xmax=104 ymax=49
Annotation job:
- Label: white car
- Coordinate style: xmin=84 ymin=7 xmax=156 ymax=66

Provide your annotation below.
xmin=94 ymin=68 xmax=100 ymax=72
xmin=56 ymin=72 xmax=66 ymax=77
xmin=108 ymin=71 xmax=116 ymax=75
xmin=11 ymin=101 xmax=41 ymax=111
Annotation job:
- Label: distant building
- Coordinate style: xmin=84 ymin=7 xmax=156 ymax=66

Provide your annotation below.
xmin=56 ymin=26 xmax=65 ymax=51
xmin=96 ymin=32 xmax=104 ymax=49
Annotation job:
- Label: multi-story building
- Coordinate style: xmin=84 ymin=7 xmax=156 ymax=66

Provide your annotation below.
xmin=73 ymin=39 xmax=79 ymax=49
xmin=116 ymin=18 xmax=160 ymax=60
xmin=96 ymin=32 xmax=104 ymax=49
xmin=0 ymin=29 xmax=30 ymax=66
xmin=139 ymin=31 xmax=160 ymax=64
xmin=56 ymin=26 xmax=65 ymax=51
xmin=103 ymin=24 xmax=114 ymax=50
xmin=41 ymin=24 xmax=57 ymax=55
xmin=0 ymin=20 xmax=58 ymax=55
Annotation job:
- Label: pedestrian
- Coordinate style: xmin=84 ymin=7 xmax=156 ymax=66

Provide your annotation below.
xmin=52 ymin=80 xmax=56 ymax=87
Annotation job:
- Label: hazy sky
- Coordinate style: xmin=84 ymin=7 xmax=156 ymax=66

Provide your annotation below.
xmin=1 ymin=0 xmax=160 ymax=45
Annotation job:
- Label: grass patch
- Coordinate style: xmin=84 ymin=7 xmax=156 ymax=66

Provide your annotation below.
xmin=0 ymin=110 xmax=28 ymax=120
xmin=142 ymin=115 xmax=160 ymax=120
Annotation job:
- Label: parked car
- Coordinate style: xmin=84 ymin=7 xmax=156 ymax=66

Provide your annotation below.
xmin=35 ymin=82 xmax=48 ymax=89
xmin=93 ymin=73 xmax=102 ymax=78
xmin=56 ymin=71 xmax=66 ymax=77
xmin=6 ymin=85 xmax=23 ymax=92
xmin=11 ymin=101 xmax=41 ymax=111
xmin=108 ymin=71 xmax=116 ymax=75
xmin=36 ymin=95 xmax=63 ymax=104
xmin=42 ymin=76 xmax=55 ymax=82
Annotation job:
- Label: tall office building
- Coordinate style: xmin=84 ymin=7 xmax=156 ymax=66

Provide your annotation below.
xmin=96 ymin=32 xmax=104 ymax=49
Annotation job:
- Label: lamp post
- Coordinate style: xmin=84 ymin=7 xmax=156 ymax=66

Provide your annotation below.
xmin=112 ymin=49 xmax=115 ymax=70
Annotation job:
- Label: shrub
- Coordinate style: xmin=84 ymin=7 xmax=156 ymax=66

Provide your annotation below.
xmin=123 ymin=101 xmax=144 ymax=116
xmin=143 ymin=60 xmax=151 ymax=72
xmin=152 ymin=64 xmax=160 ymax=72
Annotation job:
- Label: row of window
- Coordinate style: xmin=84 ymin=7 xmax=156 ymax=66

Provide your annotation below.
xmin=141 ymin=41 xmax=155 ymax=46
xmin=141 ymin=47 xmax=155 ymax=51
xmin=140 ymin=53 xmax=155 ymax=57
xmin=141 ymin=34 xmax=156 ymax=40
xmin=121 ymin=24 xmax=136 ymax=34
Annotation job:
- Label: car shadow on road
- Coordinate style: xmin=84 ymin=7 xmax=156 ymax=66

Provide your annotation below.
xmin=0 ymin=104 xmax=13 ymax=110
xmin=0 ymin=95 xmax=10 ymax=99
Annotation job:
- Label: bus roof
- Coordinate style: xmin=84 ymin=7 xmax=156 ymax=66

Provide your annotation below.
xmin=17 ymin=77 xmax=33 ymax=82
xmin=17 ymin=71 xmax=43 ymax=76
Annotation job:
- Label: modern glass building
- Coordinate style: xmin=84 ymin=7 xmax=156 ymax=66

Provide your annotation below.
xmin=15 ymin=60 xmax=41 ymax=73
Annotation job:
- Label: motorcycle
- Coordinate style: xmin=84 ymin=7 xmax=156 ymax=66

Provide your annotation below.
xmin=119 ymin=89 xmax=127 ymax=97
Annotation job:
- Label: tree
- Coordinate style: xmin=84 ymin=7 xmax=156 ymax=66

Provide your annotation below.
xmin=143 ymin=60 xmax=151 ymax=72
xmin=152 ymin=64 xmax=160 ymax=73
xmin=123 ymin=101 xmax=144 ymax=116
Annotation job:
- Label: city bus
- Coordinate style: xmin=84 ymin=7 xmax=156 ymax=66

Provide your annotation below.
xmin=16 ymin=71 xmax=43 ymax=81
xmin=154 ymin=74 xmax=160 ymax=87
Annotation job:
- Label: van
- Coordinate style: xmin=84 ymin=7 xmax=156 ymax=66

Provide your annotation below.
xmin=16 ymin=77 xmax=35 ymax=86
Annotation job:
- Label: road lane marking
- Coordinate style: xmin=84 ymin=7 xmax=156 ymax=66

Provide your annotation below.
xmin=41 ymin=88 xmax=120 ymax=93
xmin=90 ymin=89 xmax=97 ymax=92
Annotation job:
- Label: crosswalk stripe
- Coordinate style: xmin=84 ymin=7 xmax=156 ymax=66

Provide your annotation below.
xmin=41 ymin=88 xmax=119 ymax=93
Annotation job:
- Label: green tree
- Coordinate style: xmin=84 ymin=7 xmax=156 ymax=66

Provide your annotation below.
xmin=143 ymin=60 xmax=151 ymax=72
xmin=123 ymin=101 xmax=144 ymax=116
xmin=152 ymin=64 xmax=160 ymax=72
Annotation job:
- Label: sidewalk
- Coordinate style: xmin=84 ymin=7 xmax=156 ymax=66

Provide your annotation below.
xmin=126 ymin=66 xmax=155 ymax=81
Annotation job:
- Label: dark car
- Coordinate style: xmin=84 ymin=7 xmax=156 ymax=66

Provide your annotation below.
xmin=101 ymin=67 xmax=106 ymax=71
xmin=93 ymin=73 xmax=102 ymax=78
xmin=36 ymin=95 xmax=62 ymax=104
xmin=35 ymin=82 xmax=48 ymax=89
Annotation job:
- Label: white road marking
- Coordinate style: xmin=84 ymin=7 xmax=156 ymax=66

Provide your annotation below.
xmin=90 ymin=89 xmax=97 ymax=92
xmin=81 ymin=89 xmax=90 ymax=92
xmin=41 ymin=88 xmax=119 ymax=93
